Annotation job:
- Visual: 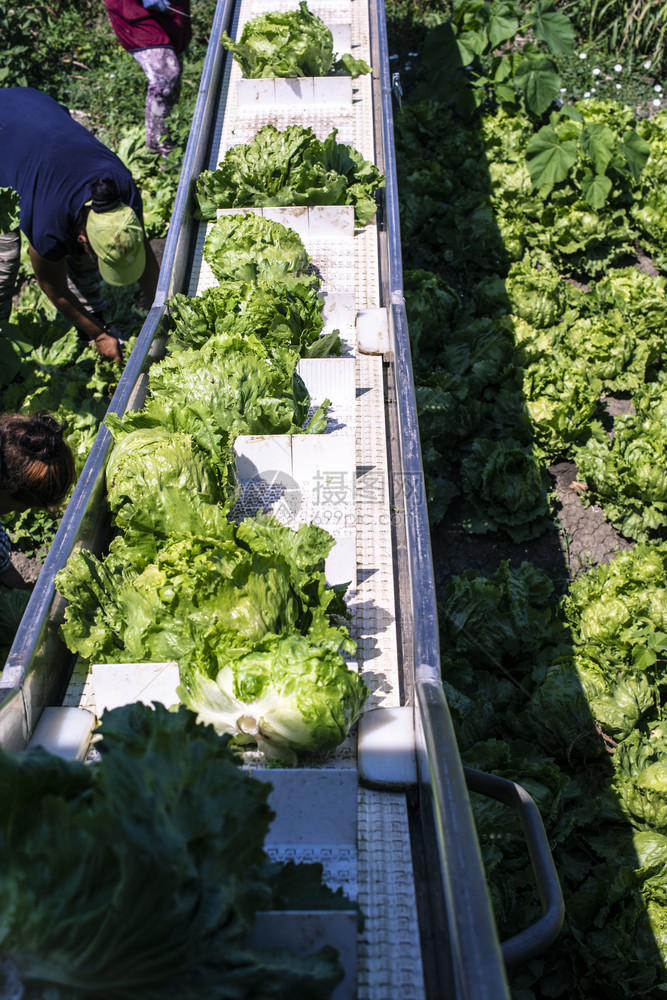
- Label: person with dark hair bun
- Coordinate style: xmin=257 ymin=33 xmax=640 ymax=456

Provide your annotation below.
xmin=0 ymin=414 xmax=76 ymax=589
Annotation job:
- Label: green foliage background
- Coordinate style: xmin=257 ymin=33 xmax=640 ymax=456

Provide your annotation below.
xmin=3 ymin=0 xmax=667 ymax=993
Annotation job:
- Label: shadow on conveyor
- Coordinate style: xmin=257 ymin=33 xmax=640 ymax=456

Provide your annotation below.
xmin=386 ymin=11 xmax=666 ymax=998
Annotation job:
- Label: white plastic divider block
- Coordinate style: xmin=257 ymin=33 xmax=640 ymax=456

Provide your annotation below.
xmin=232 ymin=434 xmax=356 ymax=584
xmin=235 ymin=79 xmax=279 ymax=106
xmin=298 ymin=357 xmax=356 ymax=428
xmin=238 ymin=77 xmax=353 ymax=110
xmin=326 ymin=533 xmax=357 ymax=587
xmin=91 ymin=661 xmax=180 ymax=715
xmin=272 ymin=77 xmax=315 ymax=106
xmin=27 ymin=706 xmax=96 ymax=761
xmin=291 ymin=432 xmax=354 ymax=494
xmin=330 ymin=23 xmax=352 ymax=52
xmin=261 ymin=205 xmax=310 ymax=240
xmin=291 ymin=433 xmax=356 ymax=538
xmin=298 ymin=357 xmax=356 ymax=403
xmin=256 ymin=205 xmax=355 ymax=241
xmin=319 ymin=290 xmax=356 ymax=339
xmin=233 ymin=434 xmax=292 ymax=483
xmin=248 ymin=911 xmax=357 ymax=1000
xmin=356 ymin=306 xmax=389 ymax=354
xmin=253 ymin=767 xmax=358 ymax=845
xmin=313 ymin=76 xmax=353 ymax=105
xmin=214 ymin=207 xmax=256 ymax=217
xmin=307 ymin=205 xmax=355 ymax=240
xmin=357 ymin=706 xmax=417 ymax=787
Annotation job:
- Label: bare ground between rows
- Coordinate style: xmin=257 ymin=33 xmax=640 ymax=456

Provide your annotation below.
xmin=430 ymin=460 xmax=633 ymax=599
xmin=431 ymin=461 xmax=633 ymax=595
xmin=430 ymin=392 xmax=640 ymax=596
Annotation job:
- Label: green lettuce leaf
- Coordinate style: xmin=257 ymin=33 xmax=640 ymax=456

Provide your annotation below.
xmin=56 ymin=515 xmax=353 ymax=667
xmin=574 ymin=397 xmax=667 ymax=541
xmin=166 ymin=279 xmax=334 ymax=355
xmin=0 ymin=702 xmax=345 ymax=998
xmin=195 ymin=125 xmax=383 ymax=226
xmin=105 ymin=427 xmax=228 ymax=528
xmin=0 ymin=185 xmax=20 ymax=233
xmin=203 ymin=213 xmax=314 ymax=286
xmin=460 ymin=437 xmax=553 ymax=541
xmin=179 ymin=632 xmax=367 ymax=764
xmin=221 ymin=2 xmax=335 ymax=78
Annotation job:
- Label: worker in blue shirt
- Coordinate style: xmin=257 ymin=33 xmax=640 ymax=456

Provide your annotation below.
xmin=0 ymin=87 xmax=159 ymax=364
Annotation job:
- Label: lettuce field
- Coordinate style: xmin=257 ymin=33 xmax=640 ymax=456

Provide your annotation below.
xmin=389 ymin=1 xmax=667 ymax=996
xmin=3 ymin=0 xmax=667 ymax=994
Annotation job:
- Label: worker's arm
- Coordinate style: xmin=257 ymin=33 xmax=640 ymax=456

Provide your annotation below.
xmin=0 ymin=564 xmax=29 ymax=590
xmin=28 ymin=245 xmax=123 ymax=363
xmin=138 ymin=236 xmax=160 ymax=305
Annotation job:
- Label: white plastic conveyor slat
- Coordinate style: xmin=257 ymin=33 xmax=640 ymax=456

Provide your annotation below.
xmin=183 ymin=0 xmax=426 ymax=992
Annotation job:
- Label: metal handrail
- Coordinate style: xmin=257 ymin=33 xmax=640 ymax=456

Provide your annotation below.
xmin=464 ymin=767 xmax=565 ymax=966
xmin=368 ymin=0 xmax=563 ymax=994
xmin=368 ymin=2 xmax=511 ymax=993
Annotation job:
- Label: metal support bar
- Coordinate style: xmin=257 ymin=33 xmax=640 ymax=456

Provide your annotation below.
xmin=464 ymin=767 xmax=565 ymax=966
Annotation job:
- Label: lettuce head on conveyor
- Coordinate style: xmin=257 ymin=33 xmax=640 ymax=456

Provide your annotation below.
xmin=166 ymin=279 xmax=340 ymax=357
xmin=55 ymin=515 xmax=353 ymax=667
xmin=179 ymin=631 xmax=367 ymax=765
xmin=105 ymin=426 xmax=235 ymax=530
xmin=195 ymin=124 xmax=383 ymax=226
xmin=203 ymin=212 xmax=314 ymax=287
xmin=0 ymin=702 xmax=351 ymax=999
xmin=111 ymin=332 xmax=330 ymax=442
xmin=220 ymin=1 xmax=370 ymax=79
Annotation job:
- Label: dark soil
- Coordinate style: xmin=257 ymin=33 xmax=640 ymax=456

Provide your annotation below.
xmin=11 ymin=550 xmax=46 ymax=585
xmin=430 ymin=445 xmax=633 ymax=599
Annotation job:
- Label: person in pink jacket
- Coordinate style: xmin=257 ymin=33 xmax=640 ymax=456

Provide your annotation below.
xmin=104 ymin=0 xmax=192 ymax=155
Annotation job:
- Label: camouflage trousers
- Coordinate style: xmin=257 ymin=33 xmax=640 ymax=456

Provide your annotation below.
xmin=0 ymin=231 xmax=104 ymax=323
xmin=132 ymin=46 xmax=184 ymax=155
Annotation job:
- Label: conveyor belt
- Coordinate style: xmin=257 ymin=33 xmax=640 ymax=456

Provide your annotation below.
xmin=0 ymin=0 xmax=565 ymax=995
xmin=180 ymin=5 xmax=422 ymax=986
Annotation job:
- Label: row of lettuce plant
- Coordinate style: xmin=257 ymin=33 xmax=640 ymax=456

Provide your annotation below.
xmin=395 ymin=1 xmax=667 ymax=995
xmin=56 ymin=121 xmax=384 ymax=765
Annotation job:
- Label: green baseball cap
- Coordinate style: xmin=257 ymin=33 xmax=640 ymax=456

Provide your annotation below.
xmin=85 ymin=203 xmax=146 ymax=286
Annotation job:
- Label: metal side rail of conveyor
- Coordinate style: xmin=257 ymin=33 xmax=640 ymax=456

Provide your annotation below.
xmin=0 ymin=0 xmax=564 ymax=997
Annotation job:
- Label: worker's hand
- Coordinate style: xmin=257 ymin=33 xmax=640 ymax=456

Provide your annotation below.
xmin=142 ymin=0 xmax=170 ymax=10
xmin=94 ymin=328 xmax=124 ymax=365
